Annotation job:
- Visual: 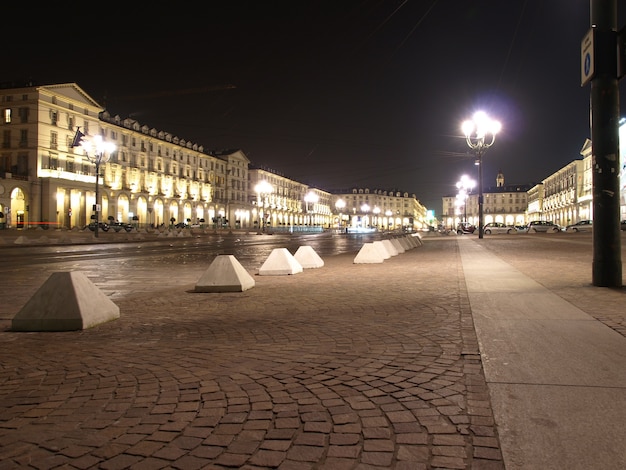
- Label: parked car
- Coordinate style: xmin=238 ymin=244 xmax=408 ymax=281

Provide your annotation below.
xmin=111 ymin=222 xmax=133 ymax=232
xmin=87 ymin=222 xmax=109 ymax=232
xmin=526 ymin=220 xmax=562 ymax=233
xmin=565 ymin=220 xmax=593 ymax=232
xmin=456 ymin=222 xmax=476 ymax=235
xmin=483 ymin=222 xmax=518 ymax=234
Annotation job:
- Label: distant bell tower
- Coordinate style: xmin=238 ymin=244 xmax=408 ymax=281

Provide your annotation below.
xmin=496 ymin=169 xmax=504 ymax=187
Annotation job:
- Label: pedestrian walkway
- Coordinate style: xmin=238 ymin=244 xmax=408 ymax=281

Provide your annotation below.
xmin=458 ymin=239 xmax=626 ymax=470
xmin=0 ymin=234 xmax=624 ymax=469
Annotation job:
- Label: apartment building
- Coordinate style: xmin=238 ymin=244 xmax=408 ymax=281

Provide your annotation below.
xmin=442 ymin=136 xmax=610 ymax=228
xmin=0 ymin=82 xmax=248 ymax=229
xmin=0 ymin=82 xmax=429 ymax=232
xmin=331 ymin=187 xmax=428 ymax=231
xmin=442 ymin=171 xmax=531 ymax=229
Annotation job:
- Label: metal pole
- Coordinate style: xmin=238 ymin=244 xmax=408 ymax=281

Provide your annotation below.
xmin=478 ymin=151 xmax=484 ymax=239
xmin=94 ymin=159 xmax=100 ymax=238
xmin=464 ymin=196 xmax=467 ymax=223
xmin=590 ymin=0 xmax=621 ymax=286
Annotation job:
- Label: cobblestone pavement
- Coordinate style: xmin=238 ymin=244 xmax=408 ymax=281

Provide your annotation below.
xmin=0 ymin=230 xmax=624 ymax=469
xmin=0 ymin=233 xmax=505 ymax=469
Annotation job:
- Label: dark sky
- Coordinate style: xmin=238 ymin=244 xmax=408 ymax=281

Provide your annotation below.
xmin=5 ymin=1 xmax=626 ymax=212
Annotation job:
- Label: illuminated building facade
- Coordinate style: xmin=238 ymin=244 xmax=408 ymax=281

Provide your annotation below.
xmin=0 ymin=82 xmax=428 ymax=232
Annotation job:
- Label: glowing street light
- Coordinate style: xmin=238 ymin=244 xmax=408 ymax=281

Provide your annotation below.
xmin=461 ymin=111 xmax=501 ymax=239
xmin=361 ymin=203 xmax=370 ymax=229
xmin=385 ymin=209 xmax=393 ymax=230
xmin=335 ymin=198 xmax=346 ymax=230
xmin=456 ymin=175 xmax=475 ymax=224
xmin=71 ymin=129 xmax=116 ymax=238
xmin=373 ymin=206 xmax=380 ymax=229
xmin=304 ymin=191 xmax=319 ymax=226
xmin=255 ymin=180 xmax=273 ymax=232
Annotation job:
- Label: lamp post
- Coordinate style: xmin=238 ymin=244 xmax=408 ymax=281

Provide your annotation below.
xmin=456 ymin=175 xmax=475 ymax=224
xmin=361 ymin=203 xmax=370 ymax=229
xmin=304 ymin=191 xmax=319 ymax=227
xmin=335 ymin=198 xmax=345 ymax=230
xmin=461 ymin=111 xmax=500 ymax=239
xmin=73 ymin=132 xmax=116 ymax=238
xmin=373 ymin=206 xmax=380 ymax=229
xmin=255 ymin=180 xmax=273 ymax=232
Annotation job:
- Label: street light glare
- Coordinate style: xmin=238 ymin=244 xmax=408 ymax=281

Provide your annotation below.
xmin=462 ymin=112 xmax=501 ymax=139
xmin=461 ymin=111 xmax=500 ymax=239
xmin=305 ymin=191 xmax=319 ymax=203
xmin=461 ymin=120 xmax=474 ymax=137
xmin=255 ymin=180 xmax=273 ymax=194
xmin=81 ymin=134 xmax=117 ymax=155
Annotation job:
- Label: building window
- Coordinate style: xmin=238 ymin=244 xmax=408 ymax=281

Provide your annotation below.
xmin=3 ymin=108 xmax=11 ymax=124
xmin=19 ymin=129 xmax=28 ymax=147
xmin=50 ymin=131 xmax=58 ymax=150
xmin=2 ymin=130 xmax=10 ymax=148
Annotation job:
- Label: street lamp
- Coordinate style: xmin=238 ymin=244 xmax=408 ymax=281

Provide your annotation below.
xmin=373 ymin=206 xmax=380 ymax=229
xmin=255 ymin=180 xmax=273 ymax=232
xmin=361 ymin=203 xmax=370 ymax=229
xmin=456 ymin=175 xmax=475 ymax=224
xmin=335 ymin=198 xmax=346 ymax=230
xmin=461 ymin=111 xmax=501 ymax=239
xmin=72 ymin=131 xmax=116 ymax=238
xmin=304 ymin=191 xmax=319 ymax=227
xmin=385 ymin=210 xmax=393 ymax=230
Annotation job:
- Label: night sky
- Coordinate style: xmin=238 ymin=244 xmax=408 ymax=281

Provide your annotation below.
xmin=5 ymin=1 xmax=626 ymax=212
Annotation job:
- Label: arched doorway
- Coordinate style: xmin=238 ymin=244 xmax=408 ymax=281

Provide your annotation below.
xmin=136 ymin=196 xmax=147 ymax=228
xmin=169 ymin=201 xmax=179 ymax=226
xmin=10 ymin=187 xmax=26 ymax=228
xmin=153 ymin=199 xmax=164 ymax=226
xmin=116 ymin=194 xmax=130 ymax=224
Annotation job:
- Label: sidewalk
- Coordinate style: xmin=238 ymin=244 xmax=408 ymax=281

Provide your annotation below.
xmin=0 ymin=234 xmax=624 ymax=469
xmin=458 ymin=238 xmax=626 ymax=470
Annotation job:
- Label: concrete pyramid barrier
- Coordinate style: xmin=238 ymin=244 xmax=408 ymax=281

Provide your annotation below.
xmin=195 ymin=255 xmax=255 ymax=292
xmin=398 ymin=236 xmax=412 ymax=251
xmin=382 ymin=239 xmax=399 ymax=256
xmin=390 ymin=238 xmax=405 ymax=254
xmin=11 ymin=272 xmax=120 ymax=331
xmin=259 ymin=248 xmax=303 ymax=275
xmin=372 ymin=240 xmax=391 ymax=259
xmin=406 ymin=234 xmax=419 ymax=247
xmin=410 ymin=234 xmax=423 ymax=246
xmin=294 ymin=245 xmax=324 ymax=268
xmin=353 ymin=243 xmax=385 ymax=264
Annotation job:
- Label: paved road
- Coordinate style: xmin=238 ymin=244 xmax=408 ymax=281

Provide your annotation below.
xmin=0 ymin=230 xmax=624 ymax=469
